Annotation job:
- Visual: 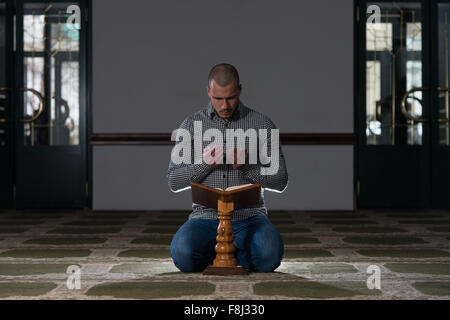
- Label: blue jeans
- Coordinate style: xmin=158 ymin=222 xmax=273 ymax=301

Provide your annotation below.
xmin=170 ymin=215 xmax=284 ymax=272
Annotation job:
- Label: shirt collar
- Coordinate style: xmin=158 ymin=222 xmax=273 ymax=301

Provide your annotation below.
xmin=208 ymin=99 xmax=242 ymax=121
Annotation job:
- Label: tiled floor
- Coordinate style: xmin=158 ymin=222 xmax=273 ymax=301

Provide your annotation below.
xmin=0 ymin=209 xmax=449 ymax=299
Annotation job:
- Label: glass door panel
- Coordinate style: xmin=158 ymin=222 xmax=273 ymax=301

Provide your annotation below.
xmin=365 ymin=2 xmax=425 ymax=146
xmin=22 ymin=3 xmax=80 ymax=147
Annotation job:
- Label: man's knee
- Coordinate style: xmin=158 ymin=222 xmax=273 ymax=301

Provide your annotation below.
xmin=171 ymin=256 xmax=201 ymax=273
xmin=170 ymin=244 xmax=210 ymax=272
xmin=250 ymin=224 xmax=284 ymax=272
xmin=170 ymin=221 xmax=216 ymax=273
xmin=252 ymin=247 xmax=283 ymax=272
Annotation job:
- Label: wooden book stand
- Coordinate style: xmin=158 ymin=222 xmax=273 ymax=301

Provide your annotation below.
xmin=190 ymin=182 xmax=262 ymax=276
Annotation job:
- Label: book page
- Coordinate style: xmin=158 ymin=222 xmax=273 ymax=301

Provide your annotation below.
xmin=225 ymin=184 xmax=253 ymax=191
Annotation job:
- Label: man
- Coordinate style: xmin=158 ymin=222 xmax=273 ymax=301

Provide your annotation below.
xmin=167 ymin=63 xmax=288 ymax=272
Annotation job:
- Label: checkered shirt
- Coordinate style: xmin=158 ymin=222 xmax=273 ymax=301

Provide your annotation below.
xmin=167 ymin=99 xmax=289 ymax=221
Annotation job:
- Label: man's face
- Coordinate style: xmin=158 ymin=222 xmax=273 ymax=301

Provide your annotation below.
xmin=206 ymin=80 xmax=242 ymax=120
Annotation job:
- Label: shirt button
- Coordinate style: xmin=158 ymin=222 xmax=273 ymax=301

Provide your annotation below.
xmin=223 ymin=175 xmax=226 ymax=179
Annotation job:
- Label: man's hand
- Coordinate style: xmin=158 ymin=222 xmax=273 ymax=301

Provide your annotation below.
xmin=226 ymin=148 xmax=248 ymax=170
xmin=203 ymin=145 xmax=224 ymax=168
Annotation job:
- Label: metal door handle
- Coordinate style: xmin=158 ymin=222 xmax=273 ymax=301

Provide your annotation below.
xmin=400 ymin=87 xmax=428 ymax=123
xmin=0 ymin=87 xmax=10 ymax=123
xmin=20 ymin=88 xmax=45 ymax=123
xmin=434 ymin=87 xmax=450 ymax=123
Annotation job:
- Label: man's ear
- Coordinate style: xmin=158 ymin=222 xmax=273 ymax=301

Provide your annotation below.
xmin=206 ymin=85 xmax=211 ymax=98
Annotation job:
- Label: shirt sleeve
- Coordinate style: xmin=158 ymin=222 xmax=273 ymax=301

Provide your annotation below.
xmin=167 ymin=117 xmax=214 ymax=192
xmin=240 ymin=118 xmax=289 ymax=193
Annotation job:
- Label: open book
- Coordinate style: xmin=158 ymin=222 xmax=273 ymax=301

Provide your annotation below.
xmin=214 ymin=184 xmax=253 ymax=192
xmin=191 ymin=182 xmax=261 ymax=210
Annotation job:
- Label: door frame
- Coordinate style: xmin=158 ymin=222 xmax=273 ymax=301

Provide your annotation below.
xmin=87 ymin=0 xmax=92 ymax=209
xmin=0 ymin=0 xmax=15 ymax=208
xmin=430 ymin=0 xmax=450 ymax=208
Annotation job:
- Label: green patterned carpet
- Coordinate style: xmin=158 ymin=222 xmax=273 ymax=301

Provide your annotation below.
xmin=0 ymin=209 xmax=449 ymax=300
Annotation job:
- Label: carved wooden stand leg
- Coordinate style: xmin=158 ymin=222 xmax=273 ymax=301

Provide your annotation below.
xmin=203 ymin=195 xmax=249 ymax=276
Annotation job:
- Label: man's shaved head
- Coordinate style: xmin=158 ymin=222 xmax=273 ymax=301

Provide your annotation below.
xmin=208 ymin=64 xmax=240 ymax=88
xmin=206 ymin=64 xmax=242 ymax=120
